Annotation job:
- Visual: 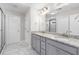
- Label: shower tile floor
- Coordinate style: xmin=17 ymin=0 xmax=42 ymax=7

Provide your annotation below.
xmin=1 ymin=41 xmax=38 ymax=55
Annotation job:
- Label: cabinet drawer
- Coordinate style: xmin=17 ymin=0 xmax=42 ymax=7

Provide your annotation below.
xmin=46 ymin=38 xmax=77 ymax=54
xmin=41 ymin=41 xmax=45 ymax=50
xmin=56 ymin=48 xmax=70 ymax=55
xmin=41 ymin=49 xmax=45 ymax=55
xmin=41 ymin=37 xmax=45 ymax=42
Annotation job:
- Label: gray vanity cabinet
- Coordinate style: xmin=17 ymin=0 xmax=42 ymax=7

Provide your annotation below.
xmin=46 ymin=43 xmax=70 ymax=55
xmin=46 ymin=39 xmax=70 ymax=55
xmin=46 ymin=38 xmax=77 ymax=55
xmin=31 ymin=34 xmax=41 ymax=54
xmin=46 ymin=43 xmax=57 ymax=55
xmin=31 ymin=33 xmax=78 ymax=55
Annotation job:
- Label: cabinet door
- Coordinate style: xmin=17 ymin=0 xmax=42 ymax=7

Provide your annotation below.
xmin=31 ymin=35 xmax=36 ymax=49
xmin=46 ymin=43 xmax=57 ymax=55
xmin=31 ymin=34 xmax=41 ymax=54
xmin=56 ymin=48 xmax=70 ymax=55
xmin=35 ymin=35 xmax=40 ymax=54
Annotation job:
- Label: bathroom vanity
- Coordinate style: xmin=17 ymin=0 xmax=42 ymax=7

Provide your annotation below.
xmin=31 ymin=7 xmax=79 ymax=55
xmin=31 ymin=32 xmax=79 ymax=55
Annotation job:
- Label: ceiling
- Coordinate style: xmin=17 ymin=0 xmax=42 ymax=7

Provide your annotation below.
xmin=56 ymin=3 xmax=79 ymax=15
xmin=0 ymin=3 xmax=47 ymax=15
xmin=0 ymin=3 xmax=32 ymax=15
xmin=46 ymin=3 xmax=79 ymax=15
xmin=0 ymin=3 xmax=79 ymax=15
xmin=59 ymin=3 xmax=79 ymax=11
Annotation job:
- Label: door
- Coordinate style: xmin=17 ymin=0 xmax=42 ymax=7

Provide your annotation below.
xmin=35 ymin=37 xmax=40 ymax=54
xmin=31 ymin=34 xmax=41 ymax=54
xmin=49 ymin=19 xmax=56 ymax=32
xmin=34 ymin=35 xmax=40 ymax=54
xmin=31 ymin=35 xmax=36 ymax=49
xmin=6 ymin=15 xmax=20 ymax=44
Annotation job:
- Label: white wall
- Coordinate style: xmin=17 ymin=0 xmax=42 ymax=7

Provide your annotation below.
xmin=24 ymin=5 xmax=46 ymax=47
xmin=25 ymin=8 xmax=31 ymax=47
xmin=30 ymin=4 xmax=46 ymax=31
xmin=30 ymin=7 xmax=40 ymax=31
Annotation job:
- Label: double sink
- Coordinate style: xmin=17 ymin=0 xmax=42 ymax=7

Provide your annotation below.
xmin=40 ymin=32 xmax=79 ymax=42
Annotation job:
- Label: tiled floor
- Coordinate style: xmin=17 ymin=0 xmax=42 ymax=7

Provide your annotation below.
xmin=1 ymin=41 xmax=38 ymax=55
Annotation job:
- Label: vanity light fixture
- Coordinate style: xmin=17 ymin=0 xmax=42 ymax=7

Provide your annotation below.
xmin=38 ymin=7 xmax=49 ymax=15
xmin=75 ymin=15 xmax=79 ymax=20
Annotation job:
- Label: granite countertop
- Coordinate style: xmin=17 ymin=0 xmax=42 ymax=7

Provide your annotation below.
xmin=32 ymin=31 xmax=79 ymax=48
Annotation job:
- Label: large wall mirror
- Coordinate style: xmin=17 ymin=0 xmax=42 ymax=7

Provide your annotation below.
xmin=45 ymin=3 xmax=79 ymax=39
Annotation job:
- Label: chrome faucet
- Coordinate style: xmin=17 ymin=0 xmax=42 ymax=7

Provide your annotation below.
xmin=65 ymin=30 xmax=72 ymax=37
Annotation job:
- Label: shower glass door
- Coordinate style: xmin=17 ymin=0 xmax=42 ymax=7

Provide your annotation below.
xmin=0 ymin=8 xmax=5 ymax=53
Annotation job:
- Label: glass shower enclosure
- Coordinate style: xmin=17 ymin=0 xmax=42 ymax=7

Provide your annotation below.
xmin=0 ymin=8 xmax=5 ymax=53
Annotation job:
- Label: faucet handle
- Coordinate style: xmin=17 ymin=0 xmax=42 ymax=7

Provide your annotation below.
xmin=65 ymin=30 xmax=72 ymax=34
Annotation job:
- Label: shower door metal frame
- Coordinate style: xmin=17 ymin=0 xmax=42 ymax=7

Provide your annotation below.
xmin=0 ymin=8 xmax=5 ymax=53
